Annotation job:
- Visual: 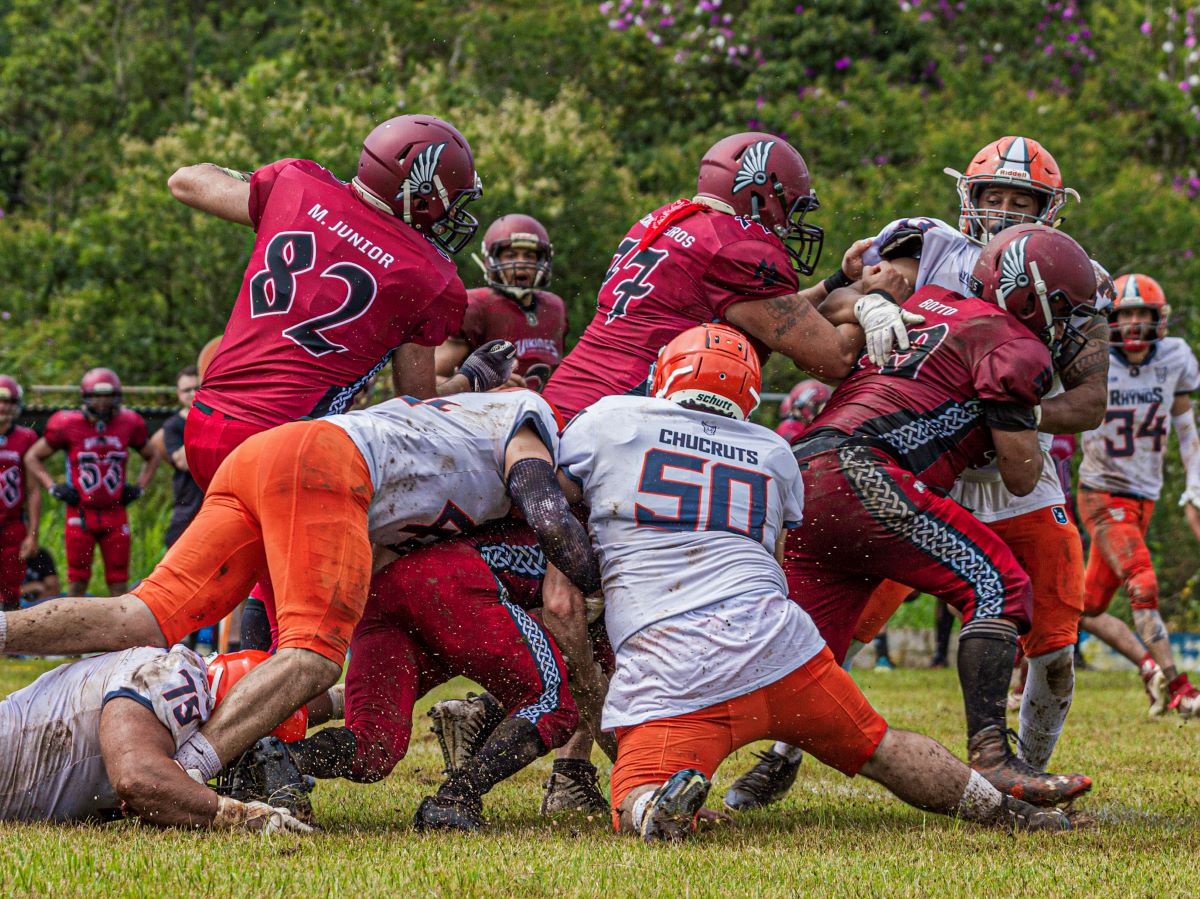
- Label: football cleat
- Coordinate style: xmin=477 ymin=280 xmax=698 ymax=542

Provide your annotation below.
xmin=1167 ymin=677 xmax=1200 ymax=719
xmin=968 ymin=726 xmax=1092 ymax=807
xmin=214 ymin=736 xmax=315 ymax=824
xmin=1000 ymin=795 xmax=1072 ymax=832
xmin=428 ymin=691 xmax=506 ymax=774
xmin=413 ymin=794 xmax=485 ymax=833
xmin=540 ymin=760 xmax=608 ymax=816
xmin=638 ymin=769 xmax=712 ymax=843
xmin=722 ymin=749 xmax=801 ymax=812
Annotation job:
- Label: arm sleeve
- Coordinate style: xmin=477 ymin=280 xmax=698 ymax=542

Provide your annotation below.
xmin=507 ymin=458 xmax=600 ymax=594
xmin=1173 ymin=404 xmax=1200 ymax=493
xmin=503 ymin=393 xmax=561 ymax=463
xmin=703 ymin=239 xmax=800 ymax=318
xmin=103 ymin=646 xmax=213 ymax=751
xmin=973 ymin=334 xmax=1053 ymax=406
xmin=248 ymin=158 xmax=301 ymax=229
xmin=405 ymin=278 xmax=469 ymax=347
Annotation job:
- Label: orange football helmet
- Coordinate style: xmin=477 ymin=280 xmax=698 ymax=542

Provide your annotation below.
xmin=206 ymin=650 xmax=309 ymax=743
xmin=1110 ymin=274 xmax=1170 ymax=352
xmin=651 ymin=323 xmax=761 ymax=420
xmin=944 ymin=136 xmax=1079 ymax=244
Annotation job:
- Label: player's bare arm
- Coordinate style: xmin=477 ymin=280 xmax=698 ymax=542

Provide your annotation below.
xmin=135 ymin=442 xmax=161 ymax=490
xmin=1040 ymin=315 xmax=1109 ymax=433
xmin=725 ymin=293 xmax=862 ymax=379
xmin=434 ymin=337 xmax=472 ymax=386
xmin=167 ymin=164 xmax=253 ymax=226
xmin=24 ymin=438 xmax=58 ymax=492
xmin=392 ymin=344 xmax=438 ymax=399
xmin=989 ymin=426 xmax=1044 ymax=496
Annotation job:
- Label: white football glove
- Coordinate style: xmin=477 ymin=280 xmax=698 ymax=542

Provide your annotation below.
xmin=853 ymin=294 xmax=926 ymax=368
xmin=1180 ymin=485 xmax=1200 ymax=510
xmin=213 ymin=796 xmax=315 ymax=835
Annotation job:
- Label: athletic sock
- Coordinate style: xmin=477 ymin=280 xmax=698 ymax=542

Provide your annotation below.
xmin=1169 ymin=673 xmax=1194 ymax=696
xmin=771 ymin=742 xmax=805 ymax=764
xmin=956 ymin=618 xmax=1019 ymax=739
xmin=1018 ymin=645 xmax=1074 ymax=770
xmin=630 ymin=790 xmax=655 ymax=832
xmin=286 ymin=726 xmax=358 ymax=779
xmin=955 ymin=769 xmax=1004 ymax=823
xmin=439 ymin=717 xmax=547 ymax=803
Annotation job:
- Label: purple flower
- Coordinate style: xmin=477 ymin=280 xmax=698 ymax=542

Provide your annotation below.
xmin=599 ymin=1 xmax=613 ymax=13
xmin=1181 ymin=80 xmax=1192 ymax=91
xmin=1185 ymin=249 xmax=1195 ymax=258
xmin=1067 ymin=32 xmax=1078 ymax=42
xmin=834 ymin=56 xmax=852 ymax=70
xmin=1044 ymin=43 xmax=1055 ymax=55
xmin=794 ymin=4 xmax=804 ymax=11
xmin=874 ymin=154 xmax=890 ymax=165
xmin=982 ymin=53 xmax=994 ymax=64
xmin=1141 ymin=20 xmax=1152 ymax=35
xmin=659 ymin=15 xmax=674 ymax=26
xmin=0 ymin=311 xmax=9 ymax=320
xmin=756 ymin=95 xmax=765 ymax=108
xmin=918 ymin=10 xmax=932 ymax=22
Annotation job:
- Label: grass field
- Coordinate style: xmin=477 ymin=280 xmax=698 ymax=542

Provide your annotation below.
xmin=1 ymin=659 xmax=1198 ymax=897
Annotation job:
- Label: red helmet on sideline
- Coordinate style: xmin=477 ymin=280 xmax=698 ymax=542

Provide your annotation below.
xmin=206 ymin=650 xmax=309 ymax=743
xmin=0 ymin=376 xmax=24 ymax=410
xmin=780 ymin=379 xmax=832 ymax=426
xmin=353 ymin=114 xmax=483 ymax=255
xmin=652 ymin=323 xmax=762 ymax=420
xmin=696 ymin=132 xmax=823 ymax=275
xmin=969 ymin=225 xmax=1097 ymax=355
xmin=81 ymin=367 xmax=122 ymax=421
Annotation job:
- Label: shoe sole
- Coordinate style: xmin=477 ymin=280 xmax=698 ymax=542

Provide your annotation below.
xmin=642 ymin=770 xmax=711 ymax=842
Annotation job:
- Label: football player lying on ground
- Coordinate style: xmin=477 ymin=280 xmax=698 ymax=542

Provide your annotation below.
xmin=275 ymin=519 xmax=578 ymax=832
xmin=0 ymin=645 xmax=341 ymax=831
xmin=545 ymin=323 xmax=1069 ymax=841
xmin=0 ymin=389 xmax=599 ymax=820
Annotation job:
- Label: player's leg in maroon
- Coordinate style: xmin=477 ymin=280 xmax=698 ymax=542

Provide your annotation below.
xmin=94 ymin=507 xmax=131 ymax=596
xmin=63 ymin=508 xmax=98 ymax=596
xmin=0 ymin=520 xmax=25 ymax=611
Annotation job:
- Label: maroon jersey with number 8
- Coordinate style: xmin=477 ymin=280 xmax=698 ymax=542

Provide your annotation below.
xmin=0 ymin=426 xmax=38 ymax=523
xmin=810 ymin=286 xmax=1052 ymax=491
xmin=44 ymin=409 xmax=148 ymax=509
xmin=198 ymin=158 xmax=468 ymax=429
xmin=544 ymin=201 xmax=799 ymax=421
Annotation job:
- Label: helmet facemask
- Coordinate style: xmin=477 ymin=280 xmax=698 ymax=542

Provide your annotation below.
xmin=486 ymin=237 xmax=553 ymax=299
xmin=755 ymin=183 xmax=823 ymax=276
xmin=424 ymin=174 xmax=483 ymax=255
xmin=1109 ymin=306 xmax=1163 ymax=354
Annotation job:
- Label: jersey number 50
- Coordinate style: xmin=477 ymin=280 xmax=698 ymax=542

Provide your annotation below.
xmin=249 ymin=231 xmax=379 ymax=358
xmin=634 ymin=448 xmax=769 ymax=543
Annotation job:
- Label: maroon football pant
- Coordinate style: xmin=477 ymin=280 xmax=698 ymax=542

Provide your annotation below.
xmin=785 ymin=447 xmax=1033 ymax=662
xmin=0 ymin=519 xmax=25 ymax=609
xmin=344 ymin=539 xmax=578 ymax=781
xmin=65 ymin=506 xmax=130 ymax=586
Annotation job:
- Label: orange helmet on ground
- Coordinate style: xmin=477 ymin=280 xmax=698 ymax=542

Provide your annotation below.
xmin=206 ymin=650 xmax=309 ymax=742
xmin=651 ymin=323 xmax=761 ymax=420
xmin=944 ymin=136 xmax=1079 ymax=244
xmin=1109 ymin=274 xmax=1170 ymax=352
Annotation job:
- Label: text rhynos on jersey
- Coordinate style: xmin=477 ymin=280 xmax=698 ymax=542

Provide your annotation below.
xmin=1079 ymin=337 xmax=1200 ymax=500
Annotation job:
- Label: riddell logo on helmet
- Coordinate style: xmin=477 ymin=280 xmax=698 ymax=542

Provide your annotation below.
xmin=994 ymin=167 xmax=1032 ymax=180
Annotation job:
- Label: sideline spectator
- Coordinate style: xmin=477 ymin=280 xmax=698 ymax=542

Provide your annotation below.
xmin=21 ymin=546 xmax=59 ymax=605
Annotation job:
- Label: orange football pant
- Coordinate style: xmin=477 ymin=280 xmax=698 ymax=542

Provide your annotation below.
xmin=1078 ymin=488 xmax=1157 ymax=616
xmin=852 ymin=580 xmax=918 ymax=644
xmin=609 ymin=646 xmax=888 ymax=821
xmin=133 ymin=421 xmax=373 ymax=665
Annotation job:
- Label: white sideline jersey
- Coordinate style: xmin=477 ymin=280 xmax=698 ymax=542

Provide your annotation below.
xmin=867 ymin=216 xmax=1069 ymax=522
xmin=559 ymin=395 xmax=823 ymax=730
xmin=1079 ymin=338 xmax=1200 ymax=500
xmin=0 ymin=646 xmax=211 ymax=822
xmin=326 ymin=390 xmax=559 ymax=548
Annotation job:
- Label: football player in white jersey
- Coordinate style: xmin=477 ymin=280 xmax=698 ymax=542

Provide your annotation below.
xmin=0 ymin=388 xmax=599 ymax=803
xmin=546 ymin=323 xmax=1069 ymax=842
xmin=0 ymin=645 xmax=318 ymax=831
xmin=1076 ymin=274 xmax=1200 ymax=718
xmin=727 ymin=136 xmax=1108 ymax=811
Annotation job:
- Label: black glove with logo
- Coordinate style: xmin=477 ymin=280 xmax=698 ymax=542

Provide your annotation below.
xmin=50 ymin=483 xmax=81 ymax=506
xmin=458 ymin=340 xmax=517 ymax=392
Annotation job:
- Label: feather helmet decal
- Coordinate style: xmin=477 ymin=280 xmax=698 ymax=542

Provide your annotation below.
xmin=402 ymin=141 xmax=448 ymax=197
xmin=995 ymin=234 xmax=1031 ymax=309
xmin=732 ymin=140 xmax=776 ymax=193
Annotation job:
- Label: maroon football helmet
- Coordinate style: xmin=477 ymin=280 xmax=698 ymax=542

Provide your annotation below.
xmin=482 ymin=214 xmax=553 ymax=298
xmin=0 ymin=375 xmax=22 ymax=427
xmin=81 ymin=367 xmax=122 ymax=421
xmin=696 ymin=132 xmax=823 ymax=275
xmin=353 ymin=114 xmax=483 ymax=255
xmin=969 ymin=224 xmax=1097 ymax=364
xmin=780 ymin=379 xmax=832 ymax=426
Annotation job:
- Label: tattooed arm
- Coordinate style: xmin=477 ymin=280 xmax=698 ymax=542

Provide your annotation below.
xmin=1039 ymin=316 xmax=1110 ymax=434
xmin=726 ymin=293 xmax=866 ymax=380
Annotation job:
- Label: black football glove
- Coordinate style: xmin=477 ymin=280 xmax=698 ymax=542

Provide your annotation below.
xmin=878 ymin=225 xmax=925 ymax=261
xmin=458 ymin=339 xmax=517 ymax=392
xmin=50 ymin=483 xmax=81 ymax=506
xmin=120 ymin=484 xmax=144 ymax=506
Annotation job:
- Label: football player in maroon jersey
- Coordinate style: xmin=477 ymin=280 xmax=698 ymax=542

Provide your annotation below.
xmin=436 ymin=214 xmax=569 ymax=393
xmin=0 ymin=377 xmax=40 ymax=611
xmin=25 ymin=369 xmax=159 ymax=597
xmin=780 ymin=225 xmax=1097 ymax=805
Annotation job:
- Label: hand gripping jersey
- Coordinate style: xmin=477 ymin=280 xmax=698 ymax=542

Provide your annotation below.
xmin=0 ymin=645 xmax=211 ymax=822
xmin=544 ymin=202 xmax=798 ymax=421
xmin=459 ymin=288 xmax=568 ymax=391
xmin=0 ymin=426 xmax=38 ymax=522
xmin=43 ymin=409 xmax=148 ymax=509
xmin=197 ymin=158 xmax=468 ymax=429
xmin=325 ymin=390 xmax=560 ymax=550
xmin=1078 ymin=337 xmax=1200 ymax=500
xmin=559 ymin=395 xmax=806 ymax=650
xmin=811 ymin=286 xmax=1053 ymax=492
